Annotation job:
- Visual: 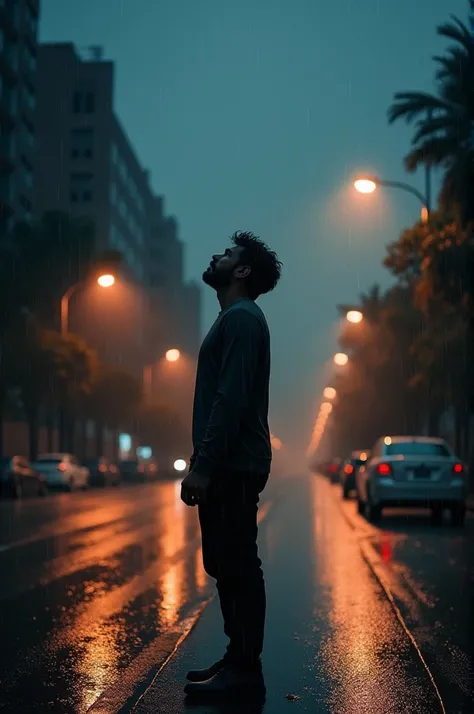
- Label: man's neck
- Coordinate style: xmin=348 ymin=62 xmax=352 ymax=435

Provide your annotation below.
xmin=217 ymin=287 xmax=251 ymax=311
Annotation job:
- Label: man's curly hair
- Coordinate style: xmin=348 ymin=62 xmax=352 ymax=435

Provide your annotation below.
xmin=231 ymin=231 xmax=282 ymax=300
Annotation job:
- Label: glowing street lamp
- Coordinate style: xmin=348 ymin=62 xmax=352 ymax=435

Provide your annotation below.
xmin=354 ymin=175 xmax=430 ymax=222
xmin=320 ymin=402 xmax=333 ymax=413
xmin=334 ymin=352 xmax=349 ymax=367
xmin=324 ymin=387 xmax=337 ymax=400
xmin=165 ymin=348 xmax=181 ymax=363
xmin=346 ymin=310 xmax=363 ymax=324
xmin=354 ymin=178 xmax=377 ymax=194
xmin=174 ymin=459 xmax=187 ymax=472
xmin=97 ymin=273 xmax=115 ymax=288
xmin=60 ymin=273 xmax=115 ymax=335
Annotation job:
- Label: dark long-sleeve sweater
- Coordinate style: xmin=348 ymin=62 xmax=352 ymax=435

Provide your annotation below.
xmin=191 ymin=298 xmax=272 ymax=477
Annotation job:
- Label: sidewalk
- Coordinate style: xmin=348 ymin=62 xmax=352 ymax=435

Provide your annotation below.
xmin=134 ymin=475 xmax=439 ymax=714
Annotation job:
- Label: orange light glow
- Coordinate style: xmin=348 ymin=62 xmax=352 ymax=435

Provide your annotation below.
xmin=320 ymin=402 xmax=333 ymax=414
xmin=97 ymin=273 xmax=115 ymax=288
xmin=165 ymin=348 xmax=181 ymax=362
xmin=324 ymin=387 xmax=337 ymax=400
xmin=354 ymin=178 xmax=377 ymax=194
xmin=334 ymin=352 xmax=349 ymax=366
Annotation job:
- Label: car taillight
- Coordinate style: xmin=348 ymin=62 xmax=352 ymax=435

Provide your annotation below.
xmin=453 ymin=463 xmax=464 ymax=475
xmin=99 ymin=464 xmax=107 ymax=473
xmin=330 ymin=464 xmax=337 ymax=472
xmin=344 ymin=464 xmax=354 ymax=474
xmin=57 ymin=462 xmax=67 ymax=472
xmin=149 ymin=464 xmax=157 ymax=472
xmin=138 ymin=464 xmax=145 ymax=473
xmin=110 ymin=465 xmax=117 ymax=473
xmin=377 ymin=463 xmax=392 ymax=476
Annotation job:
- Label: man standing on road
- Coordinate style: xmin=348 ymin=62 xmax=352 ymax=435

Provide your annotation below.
xmin=181 ymin=231 xmax=282 ymax=697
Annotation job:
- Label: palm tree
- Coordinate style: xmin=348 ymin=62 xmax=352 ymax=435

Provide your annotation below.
xmin=387 ymin=3 xmax=474 ymax=225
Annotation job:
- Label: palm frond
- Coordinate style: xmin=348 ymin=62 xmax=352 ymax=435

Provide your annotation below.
xmin=437 ymin=16 xmax=472 ymax=47
xmin=388 ymin=92 xmax=448 ymax=124
xmin=404 ymin=136 xmax=456 ymax=171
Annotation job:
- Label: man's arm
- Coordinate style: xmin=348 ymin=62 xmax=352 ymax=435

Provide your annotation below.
xmin=192 ymin=309 xmax=262 ymax=478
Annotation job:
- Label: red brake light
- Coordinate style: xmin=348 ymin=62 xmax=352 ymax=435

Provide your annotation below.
xmin=99 ymin=464 xmax=107 ymax=473
xmin=453 ymin=463 xmax=463 ymax=474
xmin=330 ymin=464 xmax=337 ymax=472
xmin=57 ymin=462 xmax=67 ymax=472
xmin=344 ymin=464 xmax=354 ymax=474
xmin=377 ymin=463 xmax=392 ymax=476
xmin=149 ymin=464 xmax=157 ymax=472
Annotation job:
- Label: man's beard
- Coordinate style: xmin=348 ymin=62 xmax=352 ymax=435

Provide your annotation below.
xmin=202 ymin=265 xmax=232 ymax=290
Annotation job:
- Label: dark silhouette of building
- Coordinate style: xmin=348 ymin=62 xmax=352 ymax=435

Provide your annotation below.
xmin=0 ymin=0 xmax=39 ymax=237
xmin=33 ymin=42 xmax=201 ymax=374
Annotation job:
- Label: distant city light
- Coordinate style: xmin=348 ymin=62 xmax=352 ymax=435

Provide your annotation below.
xmin=324 ymin=387 xmax=337 ymax=400
xmin=174 ymin=459 xmax=187 ymax=472
xmin=334 ymin=352 xmax=349 ymax=366
xmin=137 ymin=446 xmax=152 ymax=459
xmin=97 ymin=273 xmax=115 ymax=288
xmin=165 ymin=348 xmax=181 ymax=362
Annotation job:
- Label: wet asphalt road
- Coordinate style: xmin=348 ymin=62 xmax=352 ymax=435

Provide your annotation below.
xmin=0 ymin=476 xmax=473 ymax=713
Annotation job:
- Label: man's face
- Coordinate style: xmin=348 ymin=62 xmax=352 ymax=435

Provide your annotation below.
xmin=202 ymin=246 xmax=246 ymax=290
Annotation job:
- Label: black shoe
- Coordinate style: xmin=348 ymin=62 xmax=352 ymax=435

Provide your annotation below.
xmin=186 ymin=658 xmax=225 ymax=682
xmin=184 ymin=666 xmax=265 ymax=698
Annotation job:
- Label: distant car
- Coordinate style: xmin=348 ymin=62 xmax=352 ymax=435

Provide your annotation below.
xmin=0 ymin=456 xmax=48 ymax=499
xmin=341 ymin=450 xmax=369 ymax=499
xmin=35 ymin=453 xmax=90 ymax=491
xmin=355 ymin=436 xmax=467 ymax=525
xmin=84 ymin=458 xmax=120 ymax=488
xmin=119 ymin=458 xmax=157 ymax=484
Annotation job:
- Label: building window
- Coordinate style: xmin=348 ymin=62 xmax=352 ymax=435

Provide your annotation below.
xmin=73 ymin=91 xmax=82 ymax=113
xmin=85 ymin=92 xmax=95 ymax=113
xmin=71 ymin=128 xmax=94 ymax=159
xmin=70 ymin=172 xmax=93 ymax=203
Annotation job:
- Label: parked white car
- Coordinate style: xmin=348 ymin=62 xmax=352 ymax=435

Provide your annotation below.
xmin=35 ymin=453 xmax=90 ymax=491
xmin=355 ymin=436 xmax=467 ymax=525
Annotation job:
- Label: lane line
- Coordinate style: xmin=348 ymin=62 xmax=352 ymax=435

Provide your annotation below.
xmin=326 ymin=477 xmax=447 ymax=714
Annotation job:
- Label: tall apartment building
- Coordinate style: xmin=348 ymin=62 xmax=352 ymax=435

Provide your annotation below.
xmin=33 ymin=42 xmax=200 ymax=373
xmin=34 ymin=43 xmax=149 ymax=281
xmin=0 ymin=0 xmax=40 ymax=237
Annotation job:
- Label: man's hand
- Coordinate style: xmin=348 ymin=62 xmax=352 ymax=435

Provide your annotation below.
xmin=181 ymin=470 xmax=211 ymax=506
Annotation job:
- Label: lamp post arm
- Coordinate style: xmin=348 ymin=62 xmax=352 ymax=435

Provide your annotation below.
xmin=377 ymin=180 xmax=429 ymax=212
xmin=60 ymin=281 xmax=82 ymax=336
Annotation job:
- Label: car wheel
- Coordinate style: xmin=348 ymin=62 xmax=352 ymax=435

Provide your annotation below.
xmin=450 ymin=503 xmax=466 ymax=527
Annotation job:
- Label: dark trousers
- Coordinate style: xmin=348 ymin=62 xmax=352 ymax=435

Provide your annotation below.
xmin=198 ymin=470 xmax=268 ymax=671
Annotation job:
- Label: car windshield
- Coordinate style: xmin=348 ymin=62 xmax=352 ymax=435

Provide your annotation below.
xmin=386 ymin=442 xmax=450 ymax=457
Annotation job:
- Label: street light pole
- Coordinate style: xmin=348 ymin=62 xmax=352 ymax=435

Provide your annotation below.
xmin=60 ymin=274 xmax=115 ymax=336
xmin=60 ymin=283 xmax=81 ymax=336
